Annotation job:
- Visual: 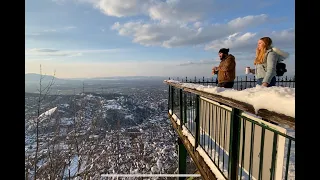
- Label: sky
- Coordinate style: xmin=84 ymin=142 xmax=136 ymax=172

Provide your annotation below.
xmin=25 ymin=0 xmax=295 ymax=79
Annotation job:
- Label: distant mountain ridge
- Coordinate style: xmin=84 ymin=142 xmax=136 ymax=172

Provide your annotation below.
xmin=25 ymin=73 xmax=168 ymax=81
xmin=25 ymin=73 xmax=59 ymax=82
xmin=25 ymin=73 xmax=294 ymax=82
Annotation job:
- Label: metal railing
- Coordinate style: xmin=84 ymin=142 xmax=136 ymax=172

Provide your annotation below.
xmin=169 ymin=76 xmax=295 ymax=90
xmin=167 ymin=82 xmax=295 ymax=180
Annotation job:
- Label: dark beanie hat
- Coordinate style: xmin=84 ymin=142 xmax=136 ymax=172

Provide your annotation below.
xmin=219 ymin=48 xmax=229 ymax=54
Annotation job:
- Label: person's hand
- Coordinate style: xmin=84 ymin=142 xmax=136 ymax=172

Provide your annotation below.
xmin=262 ymin=82 xmax=269 ymax=87
xmin=212 ymin=66 xmax=216 ymax=74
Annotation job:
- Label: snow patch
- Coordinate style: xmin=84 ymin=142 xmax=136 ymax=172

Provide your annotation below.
xmin=182 ymin=125 xmax=195 ymax=146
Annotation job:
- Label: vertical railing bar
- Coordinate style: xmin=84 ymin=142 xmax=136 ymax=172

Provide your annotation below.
xmin=218 ymin=107 xmax=222 ymax=169
xmin=228 ymin=109 xmax=241 ymax=180
xmin=245 ymin=76 xmax=247 ymax=89
xmin=187 ymin=93 xmax=190 ymax=130
xmin=179 ymin=89 xmax=183 ymax=128
xmin=285 ymin=76 xmax=288 ymax=87
xmin=202 ymin=100 xmax=205 ymax=147
xmin=240 ymin=118 xmax=246 ymax=180
xmin=258 ymin=128 xmax=266 ymax=180
xmin=203 ymin=100 xmax=207 ymax=148
xmin=288 ymin=77 xmax=291 ymax=88
xmin=177 ymin=88 xmax=179 ymax=115
xmin=207 ymin=102 xmax=211 ymax=153
xmin=187 ymin=93 xmax=189 ymax=130
xmin=171 ymin=86 xmax=174 ymax=113
xmin=188 ymin=93 xmax=194 ymax=132
xmin=270 ymin=132 xmax=278 ymax=180
xmin=183 ymin=91 xmax=187 ymax=127
xmin=214 ymin=105 xmax=218 ymax=163
xmin=249 ymin=123 xmax=255 ymax=180
xmin=236 ymin=76 xmax=239 ymax=90
xmin=190 ymin=93 xmax=193 ymax=132
xmin=194 ymin=95 xmax=200 ymax=149
xmin=210 ymin=104 xmax=213 ymax=159
xmin=284 ymin=140 xmax=292 ymax=180
xmin=227 ymin=110 xmax=230 ymax=175
xmin=223 ymin=109 xmax=227 ymax=174
xmin=191 ymin=94 xmax=194 ymax=135
xmin=193 ymin=94 xmax=196 ymax=135
xmin=168 ymin=85 xmax=171 ymax=112
xmin=190 ymin=93 xmax=192 ymax=132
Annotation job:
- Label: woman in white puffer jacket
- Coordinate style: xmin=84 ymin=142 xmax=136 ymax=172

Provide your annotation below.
xmin=249 ymin=37 xmax=289 ymax=87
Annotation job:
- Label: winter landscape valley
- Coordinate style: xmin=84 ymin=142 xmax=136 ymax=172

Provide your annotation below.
xmin=25 ymin=74 xmax=200 ymax=179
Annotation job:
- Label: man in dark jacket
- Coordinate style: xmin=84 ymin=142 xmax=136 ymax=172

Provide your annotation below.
xmin=212 ymin=48 xmax=236 ymax=88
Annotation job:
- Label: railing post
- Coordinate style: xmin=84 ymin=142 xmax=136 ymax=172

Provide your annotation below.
xmin=245 ymin=76 xmax=247 ymax=89
xmin=183 ymin=92 xmax=187 ymax=125
xmin=171 ymin=86 xmax=174 ymax=113
xmin=178 ymin=137 xmax=187 ymax=180
xmin=179 ymin=89 xmax=183 ymax=127
xmin=168 ymin=85 xmax=171 ymax=113
xmin=194 ymin=95 xmax=200 ymax=150
xmin=228 ymin=108 xmax=241 ymax=180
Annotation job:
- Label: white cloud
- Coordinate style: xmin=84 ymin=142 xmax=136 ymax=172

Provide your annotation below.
xmin=77 ymin=0 xmax=229 ymax=23
xmin=111 ymin=14 xmax=271 ymax=48
xmin=43 ymin=26 xmax=77 ymax=32
xmin=52 ymin=0 xmax=67 ymax=5
xmin=26 ymin=48 xmax=73 ymax=57
xmin=205 ymin=28 xmax=295 ymax=52
xmin=178 ymin=59 xmax=220 ymax=66
xmin=89 ymin=0 xmax=150 ymax=17
xmin=227 ymin=14 xmax=268 ymax=29
xmin=148 ymin=0 xmax=218 ymax=23
xmin=25 ymin=48 xmax=128 ymax=57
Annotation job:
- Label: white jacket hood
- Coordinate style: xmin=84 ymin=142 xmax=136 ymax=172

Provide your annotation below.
xmin=272 ymin=47 xmax=289 ymax=59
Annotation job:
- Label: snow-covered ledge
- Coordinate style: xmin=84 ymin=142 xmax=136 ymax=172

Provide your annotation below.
xmin=196 ymin=146 xmax=226 ymax=180
xmin=182 ymin=125 xmax=195 ymax=146
xmin=168 ymin=111 xmax=195 ymax=146
xmin=165 ymin=80 xmax=295 ymax=129
xmin=171 ymin=114 xmax=181 ymax=125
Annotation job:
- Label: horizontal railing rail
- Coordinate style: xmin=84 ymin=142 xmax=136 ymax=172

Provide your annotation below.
xmin=169 ymin=76 xmax=295 ymax=90
xmin=167 ymin=81 xmax=295 ymax=180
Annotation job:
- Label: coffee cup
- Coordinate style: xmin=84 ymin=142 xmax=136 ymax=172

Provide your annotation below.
xmin=245 ymin=67 xmax=250 ymax=74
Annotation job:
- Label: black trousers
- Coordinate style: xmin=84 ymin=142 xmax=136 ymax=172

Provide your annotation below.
xmin=218 ymin=81 xmax=234 ymax=88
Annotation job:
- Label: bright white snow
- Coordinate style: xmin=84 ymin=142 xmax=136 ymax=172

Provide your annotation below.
xmin=165 ymin=80 xmax=295 ymax=118
xmin=171 ymin=114 xmax=181 ymax=125
xmin=38 ymin=107 xmax=57 ymax=118
xmin=182 ymin=125 xmax=195 ymax=146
